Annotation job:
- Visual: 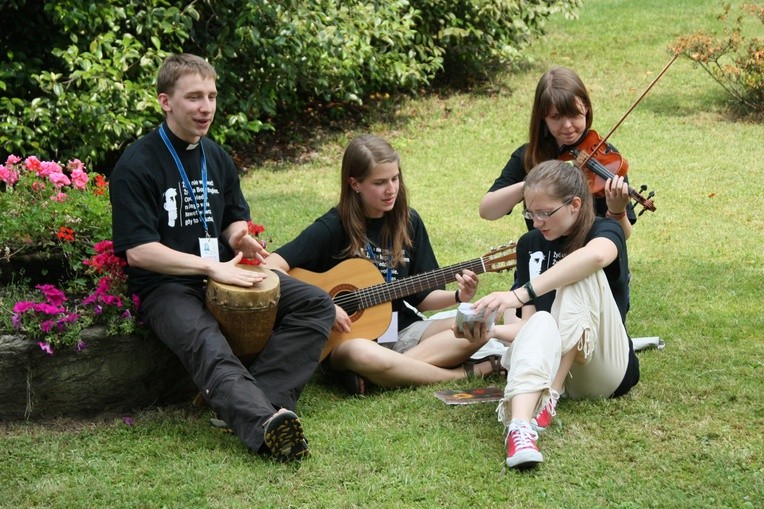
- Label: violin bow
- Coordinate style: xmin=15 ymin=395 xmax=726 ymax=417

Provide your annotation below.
xmin=581 ymin=53 xmax=680 ymax=169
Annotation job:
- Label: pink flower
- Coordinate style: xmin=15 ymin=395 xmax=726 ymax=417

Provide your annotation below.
xmin=0 ymin=164 xmax=19 ymax=186
xmin=48 ymin=171 xmax=71 ymax=188
xmin=38 ymin=160 xmax=62 ymax=177
xmin=70 ymin=168 xmax=89 ymax=189
xmin=38 ymin=341 xmax=54 ymax=356
xmin=24 ymin=156 xmax=42 ymax=173
xmin=5 ymin=154 xmax=21 ymax=165
xmin=50 ymin=192 xmax=68 ymax=202
xmin=67 ymin=159 xmax=85 ymax=172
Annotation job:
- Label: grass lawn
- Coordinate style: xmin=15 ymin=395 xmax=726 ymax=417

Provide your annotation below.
xmin=1 ymin=1 xmax=762 ymax=508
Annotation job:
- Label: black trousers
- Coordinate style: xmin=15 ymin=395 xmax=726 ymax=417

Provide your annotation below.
xmin=140 ymin=271 xmax=334 ymax=452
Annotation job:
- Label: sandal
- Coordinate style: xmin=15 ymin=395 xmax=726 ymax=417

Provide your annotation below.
xmin=334 ymin=370 xmax=369 ymax=396
xmin=463 ymin=354 xmax=506 ymax=379
xmin=486 ymin=354 xmax=507 ymax=378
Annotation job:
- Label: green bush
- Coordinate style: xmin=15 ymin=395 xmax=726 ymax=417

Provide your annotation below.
xmin=411 ymin=0 xmax=582 ymax=82
xmin=0 ymin=0 xmax=580 ymax=169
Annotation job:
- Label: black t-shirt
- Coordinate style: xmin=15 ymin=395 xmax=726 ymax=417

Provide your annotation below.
xmin=275 ymin=207 xmax=440 ymax=330
xmin=110 ymin=123 xmax=250 ymax=299
xmin=487 ymin=144 xmax=638 ymax=231
xmin=515 ymin=217 xmax=630 ymax=323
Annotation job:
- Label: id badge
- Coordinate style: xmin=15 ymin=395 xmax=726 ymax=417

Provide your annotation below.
xmin=199 ymin=237 xmax=219 ymax=262
xmin=377 ymin=311 xmax=398 ymax=344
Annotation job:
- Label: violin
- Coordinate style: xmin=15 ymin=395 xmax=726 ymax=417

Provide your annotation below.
xmin=554 ymin=53 xmax=682 ymax=216
xmin=560 ymin=129 xmax=656 ymax=214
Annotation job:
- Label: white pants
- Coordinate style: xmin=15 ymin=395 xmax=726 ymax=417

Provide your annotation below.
xmin=496 ymin=270 xmax=630 ymax=425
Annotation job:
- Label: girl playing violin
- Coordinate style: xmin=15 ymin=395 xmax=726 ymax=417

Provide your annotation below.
xmin=479 ymin=67 xmax=636 ymax=239
xmin=462 ymin=159 xmax=640 ymax=469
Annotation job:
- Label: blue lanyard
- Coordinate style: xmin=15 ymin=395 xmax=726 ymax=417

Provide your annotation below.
xmin=366 ymin=241 xmax=392 ymax=283
xmin=159 ymin=125 xmax=210 ymax=236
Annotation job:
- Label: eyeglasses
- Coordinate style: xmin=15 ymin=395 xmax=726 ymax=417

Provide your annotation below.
xmin=522 ymin=198 xmax=572 ymax=221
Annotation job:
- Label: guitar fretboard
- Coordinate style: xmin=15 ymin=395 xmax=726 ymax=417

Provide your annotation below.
xmin=336 ymin=257 xmax=487 ymax=311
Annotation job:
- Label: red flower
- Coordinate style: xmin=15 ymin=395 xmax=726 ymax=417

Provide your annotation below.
xmin=247 ymin=221 xmax=265 ymax=236
xmin=56 ymin=226 xmax=75 ymax=242
xmin=93 ymin=174 xmax=108 ymax=196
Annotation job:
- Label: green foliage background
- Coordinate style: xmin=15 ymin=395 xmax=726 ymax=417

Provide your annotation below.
xmin=0 ymin=0 xmax=580 ymax=169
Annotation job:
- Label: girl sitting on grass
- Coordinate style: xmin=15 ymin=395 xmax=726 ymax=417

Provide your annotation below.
xmin=460 ymin=159 xmax=640 ymax=469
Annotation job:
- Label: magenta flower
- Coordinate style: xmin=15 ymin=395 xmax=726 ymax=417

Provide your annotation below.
xmin=12 ymin=301 xmax=36 ymax=313
xmin=40 ymin=319 xmax=56 ymax=333
xmin=38 ymin=342 xmax=54 ymax=356
xmin=36 ymin=284 xmax=66 ymax=307
xmin=58 ymin=313 xmax=79 ymax=325
xmin=76 ymin=340 xmax=88 ymax=352
xmin=32 ymin=302 xmax=64 ymax=315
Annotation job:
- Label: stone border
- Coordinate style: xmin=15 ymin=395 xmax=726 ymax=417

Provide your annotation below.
xmin=0 ymin=326 xmax=196 ymax=420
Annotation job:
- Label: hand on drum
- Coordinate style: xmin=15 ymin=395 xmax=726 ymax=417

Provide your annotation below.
xmin=209 ymin=252 xmax=268 ymax=287
xmin=228 ymin=227 xmax=270 ymax=262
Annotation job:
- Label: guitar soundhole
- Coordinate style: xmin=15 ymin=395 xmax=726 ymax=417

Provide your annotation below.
xmin=332 ymin=287 xmax=362 ymax=321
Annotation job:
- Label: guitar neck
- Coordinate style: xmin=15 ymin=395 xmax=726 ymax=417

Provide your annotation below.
xmin=354 ymin=257 xmax=486 ymax=310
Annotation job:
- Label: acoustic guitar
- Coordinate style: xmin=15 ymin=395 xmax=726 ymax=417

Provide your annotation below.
xmin=289 ymin=244 xmax=517 ymax=360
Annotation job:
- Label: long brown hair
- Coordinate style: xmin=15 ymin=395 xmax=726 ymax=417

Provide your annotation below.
xmin=524 ymin=159 xmax=595 ymax=254
xmin=524 ymin=67 xmax=593 ymax=172
xmin=338 ymin=135 xmax=412 ymax=266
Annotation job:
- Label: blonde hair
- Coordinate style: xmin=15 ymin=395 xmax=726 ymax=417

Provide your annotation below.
xmin=156 ymin=53 xmax=217 ymax=96
xmin=338 ymin=135 xmax=411 ymax=266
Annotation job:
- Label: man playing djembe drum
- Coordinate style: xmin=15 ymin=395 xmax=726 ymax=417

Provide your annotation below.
xmin=110 ymin=53 xmax=335 ymax=462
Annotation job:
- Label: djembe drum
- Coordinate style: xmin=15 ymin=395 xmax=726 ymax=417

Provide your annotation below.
xmin=205 ymin=264 xmax=280 ymax=365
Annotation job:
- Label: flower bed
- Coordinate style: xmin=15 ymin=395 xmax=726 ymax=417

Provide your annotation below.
xmin=1 ymin=153 xmax=271 ymax=419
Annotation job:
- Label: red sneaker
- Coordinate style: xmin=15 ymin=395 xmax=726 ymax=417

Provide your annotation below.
xmin=505 ymin=419 xmax=543 ymax=469
xmin=531 ymin=389 xmax=559 ymax=433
